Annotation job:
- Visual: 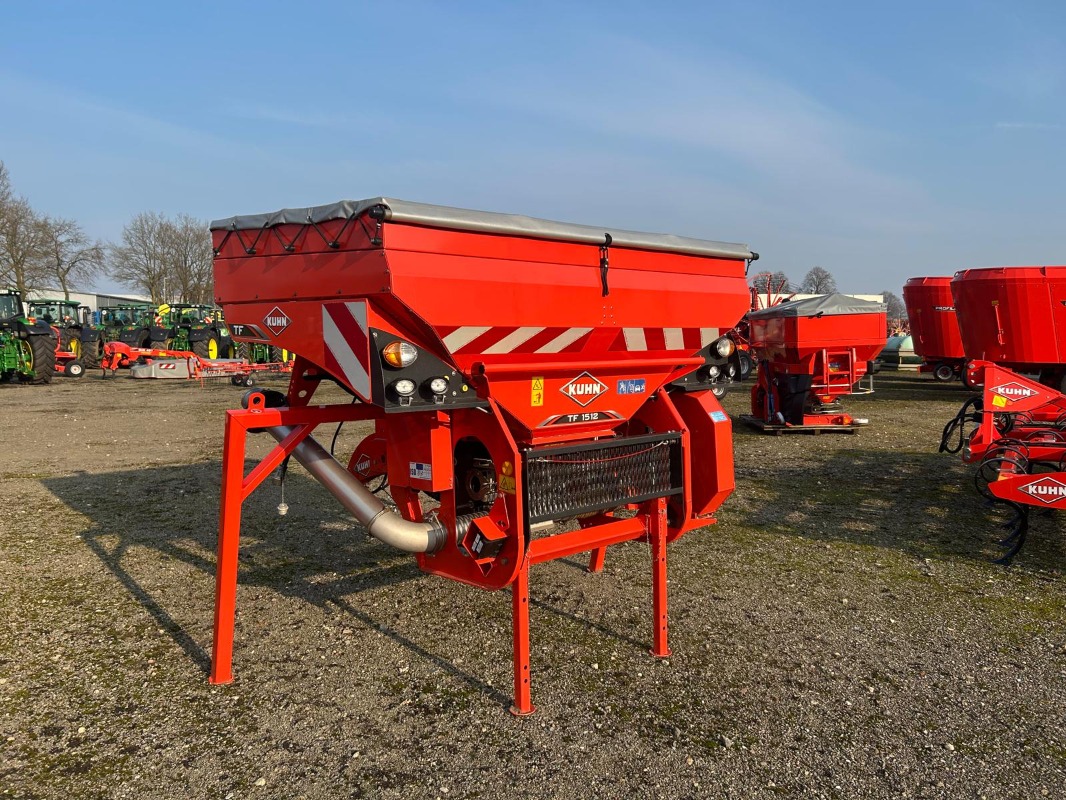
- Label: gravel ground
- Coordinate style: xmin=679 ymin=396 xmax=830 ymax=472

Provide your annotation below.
xmin=1 ymin=370 xmax=1065 ymax=799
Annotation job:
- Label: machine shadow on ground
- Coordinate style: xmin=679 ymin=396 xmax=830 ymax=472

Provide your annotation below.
xmin=732 ymin=445 xmax=1066 ymax=572
xmin=40 ymin=461 xmax=516 ymax=707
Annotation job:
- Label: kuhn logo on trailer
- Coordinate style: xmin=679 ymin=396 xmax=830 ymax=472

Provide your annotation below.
xmin=561 ymin=372 xmax=608 ymax=407
xmin=1020 ymin=477 xmax=1066 ymax=505
xmin=991 ymin=382 xmax=1037 ymax=402
xmin=263 ymin=306 xmax=291 ymax=335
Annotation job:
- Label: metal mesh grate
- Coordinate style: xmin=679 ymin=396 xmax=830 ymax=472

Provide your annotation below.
xmin=523 ymin=433 xmax=681 ymax=523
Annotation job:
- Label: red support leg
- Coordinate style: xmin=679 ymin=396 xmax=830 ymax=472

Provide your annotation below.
xmin=587 ymin=546 xmax=606 ymax=573
xmin=509 ymin=558 xmax=535 ymax=716
xmin=210 ymin=415 xmax=248 ymax=684
xmin=649 ymin=497 xmax=671 ymax=658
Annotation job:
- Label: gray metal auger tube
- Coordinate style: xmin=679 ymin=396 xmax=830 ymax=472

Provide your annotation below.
xmin=268 ymin=426 xmax=447 ymax=554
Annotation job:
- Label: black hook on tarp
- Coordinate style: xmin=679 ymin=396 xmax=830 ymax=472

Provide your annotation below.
xmin=599 ymin=233 xmax=613 ymax=297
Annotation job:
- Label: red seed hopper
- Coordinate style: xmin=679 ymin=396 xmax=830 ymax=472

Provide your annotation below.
xmin=744 ymin=293 xmax=886 ymax=431
xmin=952 ymin=266 xmax=1066 ymax=391
xmin=209 ymin=198 xmax=756 ymax=714
xmin=903 ymin=276 xmax=966 ymax=382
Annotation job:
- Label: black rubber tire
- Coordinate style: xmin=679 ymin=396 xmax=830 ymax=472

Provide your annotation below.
xmin=738 ymin=350 xmax=754 ymax=380
xmin=933 ymin=362 xmax=955 ymax=382
xmin=192 ymin=334 xmax=219 ymax=360
xmin=961 ymin=362 xmax=982 ymax=389
xmin=243 ymin=374 xmax=256 ymax=387
xmin=235 ymin=342 xmax=250 ymax=361
xmin=65 ymin=359 xmax=85 ymax=379
xmin=711 ymin=381 xmax=728 ymax=399
xmin=82 ymin=338 xmax=102 ymax=369
xmin=59 ymin=328 xmax=80 ymax=358
xmin=28 ymin=333 xmax=57 ymax=384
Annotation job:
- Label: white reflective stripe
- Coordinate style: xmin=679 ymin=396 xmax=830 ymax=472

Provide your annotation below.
xmin=443 ymin=326 xmax=492 ymax=352
xmin=623 ymin=328 xmax=647 ymax=351
xmin=347 ymin=300 xmax=368 ymax=334
xmin=536 ymin=327 xmax=591 ymax=354
xmin=483 ymin=326 xmax=545 ymax=354
xmin=700 ymin=327 xmax=720 ymax=347
xmin=664 ymin=328 xmax=685 ymax=350
xmin=323 ymin=309 xmax=370 ymax=398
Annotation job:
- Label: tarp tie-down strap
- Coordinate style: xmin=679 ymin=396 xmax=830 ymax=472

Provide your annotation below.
xmin=599 ymin=233 xmax=613 ymax=297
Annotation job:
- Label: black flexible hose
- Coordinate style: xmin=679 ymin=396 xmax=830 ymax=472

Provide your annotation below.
xmin=939 ymin=395 xmax=982 ymax=454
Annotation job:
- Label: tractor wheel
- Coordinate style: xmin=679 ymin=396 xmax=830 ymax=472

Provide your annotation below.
xmin=193 ymin=334 xmax=220 ymax=360
xmin=26 ymin=333 xmax=57 ymax=384
xmin=60 ymin=329 xmax=81 ymax=358
xmin=65 ymin=359 xmax=85 ymax=379
xmin=933 ymin=362 xmax=955 ymax=382
xmin=82 ymin=339 xmax=103 ymax=370
xmin=235 ymin=342 xmax=250 ymax=361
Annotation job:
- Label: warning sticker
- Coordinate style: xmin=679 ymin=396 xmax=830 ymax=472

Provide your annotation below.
xmin=991 ymin=394 xmax=1007 ymax=408
xmin=409 ymin=462 xmax=432 ymax=481
xmin=531 ymin=376 xmax=544 ymax=407
xmin=498 ymin=474 xmax=517 ymax=494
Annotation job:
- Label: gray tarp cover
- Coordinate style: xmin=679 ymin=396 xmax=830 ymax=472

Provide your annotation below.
xmin=209 ymin=197 xmax=754 ymax=261
xmin=746 ymin=292 xmax=886 ymax=319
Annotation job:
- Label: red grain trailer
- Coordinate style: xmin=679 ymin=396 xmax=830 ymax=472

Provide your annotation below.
xmin=903 ymin=276 xmax=966 ymax=382
xmin=744 ymin=293 xmax=886 ymax=432
xmin=952 ymin=266 xmax=1066 ymax=390
xmin=209 ymin=198 xmax=756 ymax=714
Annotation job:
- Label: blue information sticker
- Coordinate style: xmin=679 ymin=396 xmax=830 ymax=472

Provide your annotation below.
xmin=617 ymin=378 xmax=646 ymax=395
xmin=710 ymin=411 xmax=728 ymax=423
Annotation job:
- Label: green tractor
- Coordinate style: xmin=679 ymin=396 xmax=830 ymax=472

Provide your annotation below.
xmin=26 ymin=298 xmax=100 ymax=368
xmin=114 ymin=304 xmax=157 ymax=349
xmin=234 ymin=341 xmax=292 ymax=364
xmin=1 ymin=290 xmax=58 ymax=384
xmin=149 ymin=304 xmax=234 ymax=359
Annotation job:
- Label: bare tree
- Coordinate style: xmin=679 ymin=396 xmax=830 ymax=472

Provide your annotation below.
xmin=799 ymin=266 xmax=836 ymax=294
xmin=0 ymin=195 xmax=49 ymax=299
xmin=0 ymin=161 xmax=11 ymax=207
xmin=109 ymin=212 xmax=214 ymax=304
xmin=39 ymin=216 xmax=105 ymax=299
xmin=108 ymin=212 xmax=176 ymax=302
xmin=882 ymin=290 xmax=907 ymax=321
xmin=751 ymin=270 xmax=791 ymax=294
xmin=167 ymin=214 xmax=214 ymax=304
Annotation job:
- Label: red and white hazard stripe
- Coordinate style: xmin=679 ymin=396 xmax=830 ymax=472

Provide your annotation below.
xmin=440 ymin=326 xmax=593 ymax=355
xmin=439 ymin=325 xmax=720 ymax=355
xmin=322 ymin=301 xmax=371 ymax=399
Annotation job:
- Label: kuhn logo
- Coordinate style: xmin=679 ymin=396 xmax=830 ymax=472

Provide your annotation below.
xmin=355 ymin=455 xmax=372 ymax=475
xmin=991 ymin=382 xmax=1037 ymax=402
xmin=1020 ymin=477 xmax=1066 ymax=505
xmin=263 ymin=306 xmax=291 ymax=335
xmin=560 ymin=372 xmax=607 ymax=407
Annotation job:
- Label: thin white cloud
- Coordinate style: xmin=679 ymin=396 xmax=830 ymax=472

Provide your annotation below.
xmin=462 ymin=32 xmax=935 ymax=235
xmin=995 ymin=121 xmax=1064 ymax=131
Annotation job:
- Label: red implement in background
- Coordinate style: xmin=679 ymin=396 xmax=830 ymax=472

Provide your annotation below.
xmin=743 ymin=293 xmax=886 ymax=432
xmin=940 ymin=360 xmax=1066 ymax=562
xmin=903 ymin=276 xmax=967 ymax=383
xmin=952 ymin=266 xmax=1066 ymax=391
xmin=209 ymin=197 xmax=757 ymax=714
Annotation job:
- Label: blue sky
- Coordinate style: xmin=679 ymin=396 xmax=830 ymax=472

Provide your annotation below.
xmin=2 ymin=0 xmax=1064 ymax=295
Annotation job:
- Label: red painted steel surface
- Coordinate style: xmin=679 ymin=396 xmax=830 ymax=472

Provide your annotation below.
xmin=213 ymin=216 xmax=748 ymax=438
xmin=903 ymin=276 xmax=965 ymax=362
xmin=209 ymin=202 xmax=753 ymax=713
xmin=747 ymin=311 xmax=886 ymax=366
xmin=951 ymin=266 xmax=1066 ymax=369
